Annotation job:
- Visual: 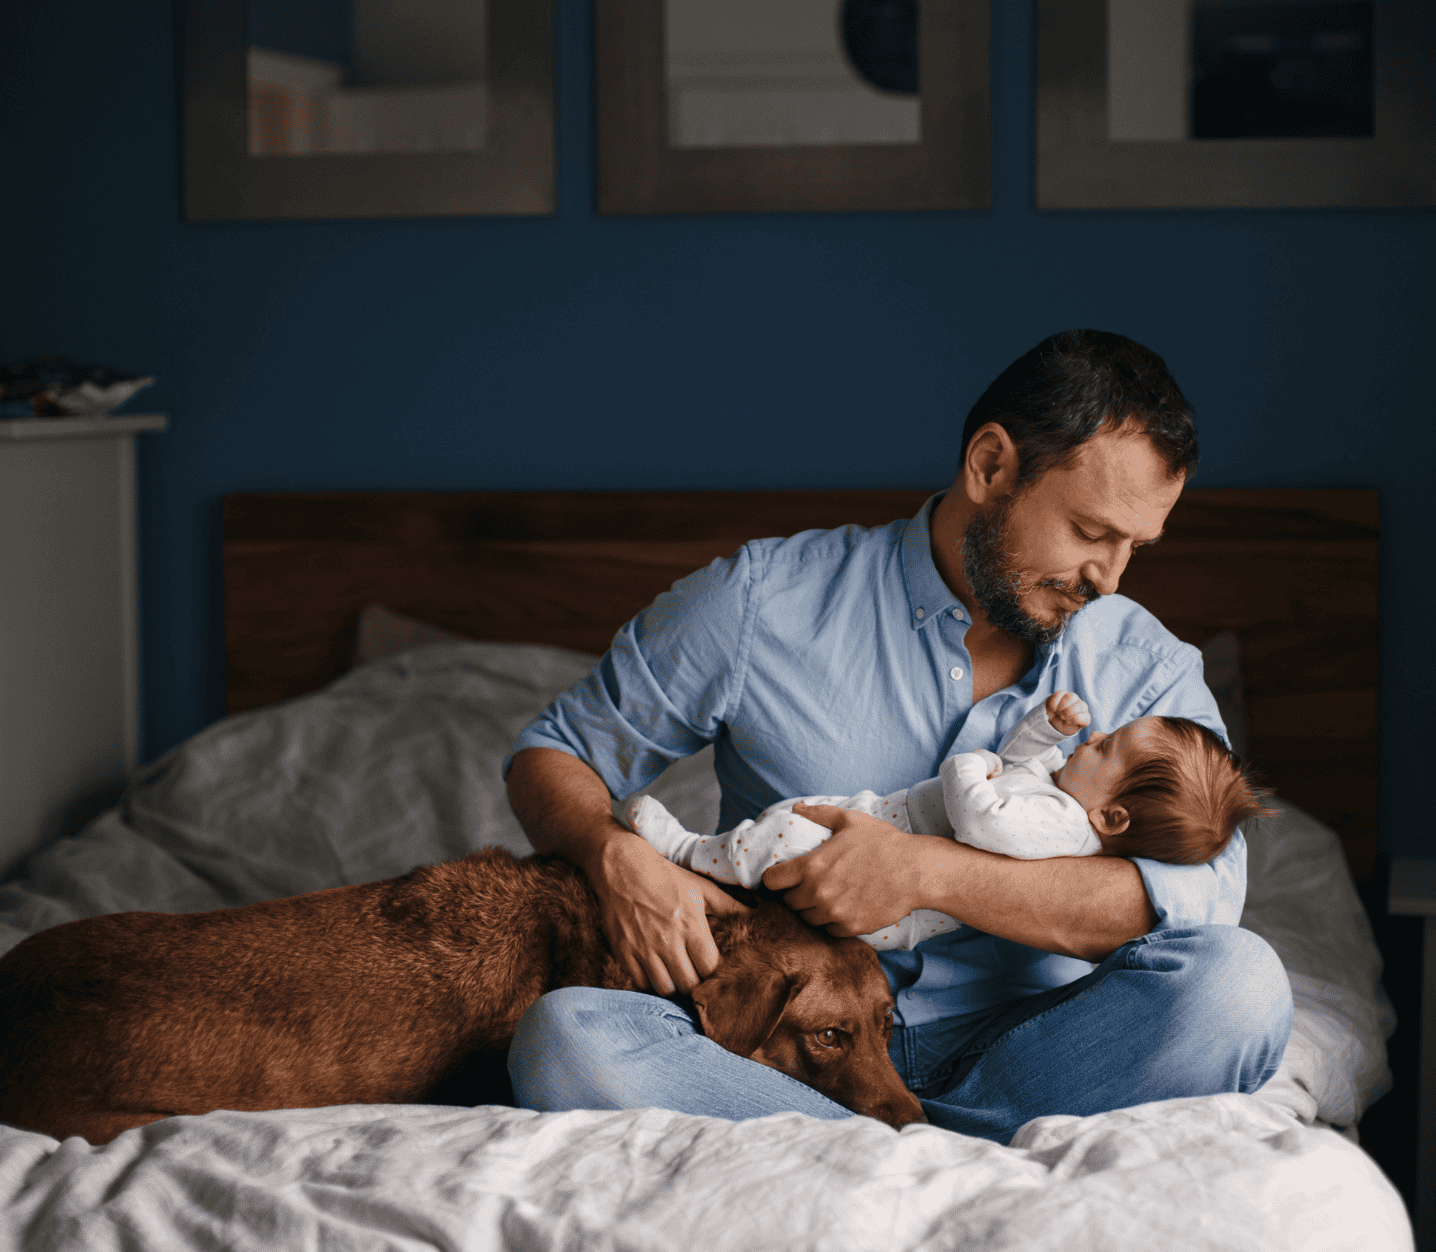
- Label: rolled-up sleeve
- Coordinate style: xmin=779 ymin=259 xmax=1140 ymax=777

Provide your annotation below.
xmin=503 ymin=546 xmax=753 ymax=799
xmin=1135 ymin=833 xmax=1247 ymax=929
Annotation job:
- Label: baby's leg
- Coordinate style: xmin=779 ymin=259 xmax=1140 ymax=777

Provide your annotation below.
xmin=626 ymin=795 xmax=837 ymax=889
xmin=860 ymin=909 xmax=963 ymax=951
xmin=754 ymin=793 xmax=958 ymax=950
xmin=626 ymin=795 xmax=706 ymax=865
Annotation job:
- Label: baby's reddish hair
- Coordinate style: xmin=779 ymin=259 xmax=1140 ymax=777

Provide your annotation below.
xmin=1100 ymin=718 xmax=1272 ymax=865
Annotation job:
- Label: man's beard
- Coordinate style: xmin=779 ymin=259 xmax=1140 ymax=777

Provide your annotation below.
xmin=960 ymin=497 xmax=1100 ymax=645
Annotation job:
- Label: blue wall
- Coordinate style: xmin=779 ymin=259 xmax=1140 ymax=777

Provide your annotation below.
xmin=3 ymin=2 xmax=1431 ymax=854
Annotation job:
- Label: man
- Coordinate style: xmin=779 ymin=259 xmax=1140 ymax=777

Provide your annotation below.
xmin=503 ymin=330 xmax=1292 ymax=1140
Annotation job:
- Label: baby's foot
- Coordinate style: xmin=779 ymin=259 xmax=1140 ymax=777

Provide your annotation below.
xmin=626 ymin=795 xmax=696 ymax=863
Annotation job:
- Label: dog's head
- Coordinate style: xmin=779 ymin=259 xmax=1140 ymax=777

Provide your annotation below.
xmin=695 ymin=904 xmax=924 ymax=1129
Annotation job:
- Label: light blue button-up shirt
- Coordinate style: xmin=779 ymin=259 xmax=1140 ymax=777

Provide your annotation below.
xmin=507 ymin=494 xmax=1245 ymax=1026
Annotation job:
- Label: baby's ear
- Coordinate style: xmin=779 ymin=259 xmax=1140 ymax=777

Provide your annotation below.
xmin=1089 ymin=804 xmax=1130 ymax=837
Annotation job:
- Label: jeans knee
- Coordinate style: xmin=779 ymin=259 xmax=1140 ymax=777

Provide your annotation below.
xmin=1188 ymin=926 xmax=1292 ymax=1034
xmin=508 ymin=986 xmax=693 ymax=1113
xmin=1143 ymin=925 xmax=1293 ymax=1092
xmin=508 ymin=987 xmax=609 ymax=1110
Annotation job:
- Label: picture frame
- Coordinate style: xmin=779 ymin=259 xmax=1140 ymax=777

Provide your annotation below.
xmin=595 ymin=0 xmax=990 ymax=215
xmin=1036 ymin=0 xmax=1436 ymax=210
xmin=183 ymin=0 xmax=554 ymax=221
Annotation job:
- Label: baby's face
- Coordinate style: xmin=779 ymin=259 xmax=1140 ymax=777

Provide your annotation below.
xmin=1055 ymin=716 xmax=1162 ymax=814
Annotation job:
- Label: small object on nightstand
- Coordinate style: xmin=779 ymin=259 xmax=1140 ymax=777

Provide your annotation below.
xmin=1389 ymin=857 xmax=1436 ymax=1251
xmin=0 ymin=355 xmax=155 ymax=418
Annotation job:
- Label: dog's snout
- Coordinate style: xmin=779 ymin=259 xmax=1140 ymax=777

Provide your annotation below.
xmin=891 ymin=1095 xmax=927 ymax=1128
xmin=863 ymin=1081 xmax=926 ymax=1129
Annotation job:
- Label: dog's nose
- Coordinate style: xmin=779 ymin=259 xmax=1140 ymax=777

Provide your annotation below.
xmin=874 ymin=1091 xmax=927 ymax=1129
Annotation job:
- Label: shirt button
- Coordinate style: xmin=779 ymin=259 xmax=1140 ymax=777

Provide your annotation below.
xmin=915 ymin=608 xmax=925 ymax=620
xmin=950 ymin=667 xmax=964 ymax=681
xmin=952 ymin=608 xmax=964 ymax=619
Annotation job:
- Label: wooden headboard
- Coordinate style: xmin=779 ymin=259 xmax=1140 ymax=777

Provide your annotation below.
xmin=224 ymin=489 xmax=1378 ymax=880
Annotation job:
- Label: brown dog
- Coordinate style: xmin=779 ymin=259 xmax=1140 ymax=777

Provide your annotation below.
xmin=0 ymin=848 xmax=922 ymax=1143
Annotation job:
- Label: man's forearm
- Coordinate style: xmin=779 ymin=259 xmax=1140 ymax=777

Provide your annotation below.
xmin=916 ymin=838 xmax=1158 ymax=962
xmin=505 ymin=746 xmax=634 ymax=876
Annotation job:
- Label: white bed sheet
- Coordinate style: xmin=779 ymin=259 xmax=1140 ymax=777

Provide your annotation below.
xmin=0 ymin=1098 xmax=1409 ymax=1252
xmin=0 ymin=642 xmax=1411 ymax=1250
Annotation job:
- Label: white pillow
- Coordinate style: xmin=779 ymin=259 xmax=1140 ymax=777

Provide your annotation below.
xmin=352 ymin=603 xmax=467 ymax=667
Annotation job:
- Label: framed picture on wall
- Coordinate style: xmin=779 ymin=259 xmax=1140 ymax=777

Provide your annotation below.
xmin=184 ymin=0 xmax=554 ymax=220
xmin=596 ymin=0 xmax=990 ymax=215
xmin=1036 ymin=0 xmax=1436 ymax=209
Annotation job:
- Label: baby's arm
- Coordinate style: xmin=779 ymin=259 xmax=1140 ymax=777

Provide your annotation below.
xmin=626 ymin=794 xmax=835 ymax=889
xmin=996 ymin=692 xmax=1089 ymax=765
xmin=939 ymin=754 xmax=1098 ymax=858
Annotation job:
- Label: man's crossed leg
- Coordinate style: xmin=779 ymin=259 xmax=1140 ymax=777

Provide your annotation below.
xmin=509 ymin=924 xmax=1293 ymax=1143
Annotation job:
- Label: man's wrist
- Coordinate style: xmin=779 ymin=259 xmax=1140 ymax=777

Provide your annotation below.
xmin=906 ymin=833 xmax=969 ymax=915
xmin=583 ymin=820 xmax=654 ymax=892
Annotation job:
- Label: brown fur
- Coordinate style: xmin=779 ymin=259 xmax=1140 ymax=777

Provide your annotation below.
xmin=0 ymin=848 xmax=921 ymax=1143
xmin=689 ymin=906 xmax=923 ymax=1130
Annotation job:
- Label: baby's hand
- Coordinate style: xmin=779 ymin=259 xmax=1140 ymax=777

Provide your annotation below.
xmin=971 ymin=748 xmax=1002 ymax=780
xmin=1046 ymin=691 xmax=1091 ymax=736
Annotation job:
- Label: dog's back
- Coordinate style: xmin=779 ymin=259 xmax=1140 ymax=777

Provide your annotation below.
xmin=0 ymin=849 xmax=618 ymax=1140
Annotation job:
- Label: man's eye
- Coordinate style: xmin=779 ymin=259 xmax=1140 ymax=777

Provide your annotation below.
xmin=1075 ymin=527 xmax=1099 ymax=542
xmin=815 ymin=1029 xmax=841 ymax=1048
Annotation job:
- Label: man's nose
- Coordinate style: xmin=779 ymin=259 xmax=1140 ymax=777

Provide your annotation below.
xmin=1082 ymin=546 xmax=1129 ymax=596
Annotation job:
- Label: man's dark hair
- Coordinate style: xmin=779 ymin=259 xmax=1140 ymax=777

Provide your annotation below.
xmin=960 ymin=330 xmax=1199 ymax=487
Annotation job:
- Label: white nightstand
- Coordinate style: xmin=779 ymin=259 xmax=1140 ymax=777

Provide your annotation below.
xmin=0 ymin=412 xmax=166 ymax=879
xmin=1390 ymin=857 xmax=1436 ymax=1251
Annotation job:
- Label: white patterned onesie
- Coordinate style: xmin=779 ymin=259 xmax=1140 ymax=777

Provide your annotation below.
xmin=627 ymin=704 xmax=1101 ymax=951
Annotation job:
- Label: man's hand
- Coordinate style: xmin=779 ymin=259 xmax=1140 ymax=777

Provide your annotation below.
xmin=1045 ymin=690 xmax=1091 ymax=736
xmin=589 ymin=833 xmax=749 ymax=996
xmin=764 ymin=799 xmax=1157 ymax=960
xmin=505 ymin=747 xmax=748 ymax=997
xmin=761 ymin=802 xmax=926 ymax=936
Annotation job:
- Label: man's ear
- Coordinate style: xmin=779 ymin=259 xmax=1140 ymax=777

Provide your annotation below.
xmin=691 ymin=962 xmax=802 ymax=1058
xmin=962 ymin=422 xmax=1020 ymax=505
xmin=1089 ymin=803 xmax=1130 ymax=837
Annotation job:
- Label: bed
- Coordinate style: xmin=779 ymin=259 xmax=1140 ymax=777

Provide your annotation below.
xmin=0 ymin=488 xmax=1412 ymax=1251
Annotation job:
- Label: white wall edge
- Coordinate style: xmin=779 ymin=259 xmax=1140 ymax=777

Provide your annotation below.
xmin=0 ymin=414 xmax=168 ymax=442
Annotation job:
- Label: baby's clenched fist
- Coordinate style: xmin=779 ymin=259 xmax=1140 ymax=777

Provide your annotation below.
xmin=1045 ymin=690 xmax=1091 ymax=736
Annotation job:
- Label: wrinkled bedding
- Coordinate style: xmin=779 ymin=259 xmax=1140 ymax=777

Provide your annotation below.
xmin=0 ymin=643 xmax=1412 ymax=1251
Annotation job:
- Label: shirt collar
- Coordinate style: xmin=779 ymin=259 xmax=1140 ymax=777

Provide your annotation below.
xmin=899 ymin=491 xmax=1074 ymax=668
xmin=900 ymin=492 xmax=965 ymax=630
xmin=1035 ymin=630 xmax=1065 ymax=673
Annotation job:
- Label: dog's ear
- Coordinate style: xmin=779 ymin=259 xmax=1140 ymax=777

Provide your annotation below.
xmin=691 ymin=959 xmax=801 ymax=1058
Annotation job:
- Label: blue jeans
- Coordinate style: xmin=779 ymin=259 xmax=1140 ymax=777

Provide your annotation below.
xmin=508 ymin=925 xmax=1294 ymax=1144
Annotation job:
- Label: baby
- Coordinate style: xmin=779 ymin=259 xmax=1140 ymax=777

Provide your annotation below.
xmin=627 ymin=692 xmax=1269 ymax=950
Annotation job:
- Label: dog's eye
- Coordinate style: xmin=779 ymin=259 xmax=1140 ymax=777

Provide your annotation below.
xmin=815 ymin=1029 xmax=840 ymax=1048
